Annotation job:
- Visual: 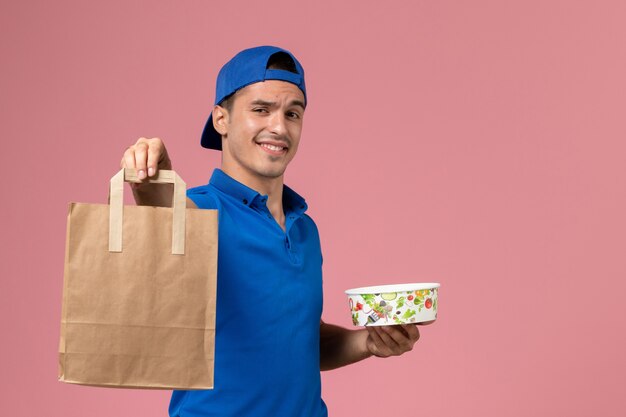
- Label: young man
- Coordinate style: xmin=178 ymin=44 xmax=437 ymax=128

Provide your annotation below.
xmin=121 ymin=46 xmax=425 ymax=417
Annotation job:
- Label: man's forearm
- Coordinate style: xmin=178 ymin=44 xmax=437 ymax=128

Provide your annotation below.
xmin=319 ymin=321 xmax=372 ymax=371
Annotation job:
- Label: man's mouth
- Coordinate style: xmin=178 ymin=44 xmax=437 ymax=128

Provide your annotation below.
xmin=257 ymin=142 xmax=288 ymax=155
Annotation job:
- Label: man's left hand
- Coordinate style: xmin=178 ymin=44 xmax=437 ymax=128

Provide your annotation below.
xmin=365 ymin=323 xmax=428 ymax=358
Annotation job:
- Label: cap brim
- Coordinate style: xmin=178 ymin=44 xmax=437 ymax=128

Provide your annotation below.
xmin=200 ymin=113 xmax=222 ymax=150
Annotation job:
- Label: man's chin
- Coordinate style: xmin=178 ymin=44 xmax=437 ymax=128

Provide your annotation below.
xmin=257 ymin=166 xmax=287 ymax=179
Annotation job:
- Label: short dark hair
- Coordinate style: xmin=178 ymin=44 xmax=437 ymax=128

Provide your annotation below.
xmin=219 ymin=52 xmax=299 ymax=112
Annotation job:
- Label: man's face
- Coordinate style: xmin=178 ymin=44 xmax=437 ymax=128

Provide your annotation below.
xmin=216 ymin=80 xmax=305 ymax=180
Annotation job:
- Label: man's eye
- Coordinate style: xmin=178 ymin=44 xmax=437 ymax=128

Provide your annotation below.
xmin=287 ymin=112 xmax=300 ymax=119
xmin=253 ymin=108 xmax=268 ymax=113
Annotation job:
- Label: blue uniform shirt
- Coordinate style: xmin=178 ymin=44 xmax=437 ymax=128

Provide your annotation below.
xmin=169 ymin=169 xmax=328 ymax=417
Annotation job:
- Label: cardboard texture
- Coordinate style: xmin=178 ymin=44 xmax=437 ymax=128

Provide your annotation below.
xmin=59 ymin=169 xmax=218 ymax=389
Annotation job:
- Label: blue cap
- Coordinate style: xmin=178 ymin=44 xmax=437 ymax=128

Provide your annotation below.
xmin=201 ymin=46 xmax=307 ymax=150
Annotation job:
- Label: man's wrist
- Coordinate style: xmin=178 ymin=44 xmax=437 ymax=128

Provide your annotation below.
xmin=356 ymin=328 xmax=375 ymax=360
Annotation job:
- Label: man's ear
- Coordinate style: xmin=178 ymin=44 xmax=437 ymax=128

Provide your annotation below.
xmin=212 ymin=105 xmax=229 ymax=136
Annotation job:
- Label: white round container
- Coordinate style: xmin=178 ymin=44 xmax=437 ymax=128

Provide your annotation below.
xmin=345 ymin=283 xmax=440 ymax=326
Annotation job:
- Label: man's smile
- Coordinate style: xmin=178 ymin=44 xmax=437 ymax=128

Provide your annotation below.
xmin=256 ymin=140 xmax=289 ymax=155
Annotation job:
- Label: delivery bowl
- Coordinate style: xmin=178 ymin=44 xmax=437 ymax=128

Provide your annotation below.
xmin=345 ymin=283 xmax=440 ymax=326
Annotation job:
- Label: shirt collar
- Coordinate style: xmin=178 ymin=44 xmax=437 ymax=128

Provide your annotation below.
xmin=209 ymin=169 xmax=308 ymax=216
xmin=283 ymin=184 xmax=308 ymax=216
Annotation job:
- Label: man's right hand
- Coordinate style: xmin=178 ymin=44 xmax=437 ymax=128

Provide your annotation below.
xmin=120 ymin=137 xmax=174 ymax=207
xmin=121 ymin=137 xmax=172 ymax=179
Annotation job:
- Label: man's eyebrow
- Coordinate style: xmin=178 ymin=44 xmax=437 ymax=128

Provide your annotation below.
xmin=250 ymin=99 xmax=275 ymax=107
xmin=290 ymin=100 xmax=306 ymax=110
xmin=249 ymin=99 xmax=305 ymax=109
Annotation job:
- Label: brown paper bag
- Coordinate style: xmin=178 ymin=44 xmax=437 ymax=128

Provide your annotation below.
xmin=58 ymin=168 xmax=217 ymax=389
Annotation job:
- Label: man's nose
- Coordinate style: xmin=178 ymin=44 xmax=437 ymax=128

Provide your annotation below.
xmin=268 ymin=112 xmax=287 ymax=135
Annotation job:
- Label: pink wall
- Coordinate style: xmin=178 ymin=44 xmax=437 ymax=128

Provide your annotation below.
xmin=2 ymin=0 xmax=625 ymax=415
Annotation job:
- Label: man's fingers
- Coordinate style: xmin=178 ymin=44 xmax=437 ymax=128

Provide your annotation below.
xmin=120 ymin=137 xmax=167 ymax=180
xmin=122 ymin=147 xmax=137 ymax=170
xmin=366 ymin=327 xmax=392 ymax=357
xmin=120 ymin=137 xmax=172 ymax=195
xmin=133 ymin=141 xmax=149 ymax=179
xmin=401 ymin=324 xmax=421 ymax=342
xmin=119 ymin=137 xmax=170 ymax=196
xmin=374 ymin=326 xmax=401 ymax=350
xmin=366 ymin=324 xmax=423 ymax=358
xmin=381 ymin=326 xmax=417 ymax=352
xmin=146 ymin=144 xmax=162 ymax=177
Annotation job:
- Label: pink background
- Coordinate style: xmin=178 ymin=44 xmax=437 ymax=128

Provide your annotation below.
xmin=2 ymin=0 xmax=625 ymax=415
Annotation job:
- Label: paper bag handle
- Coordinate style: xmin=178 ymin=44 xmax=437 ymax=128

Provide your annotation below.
xmin=109 ymin=168 xmax=187 ymax=255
